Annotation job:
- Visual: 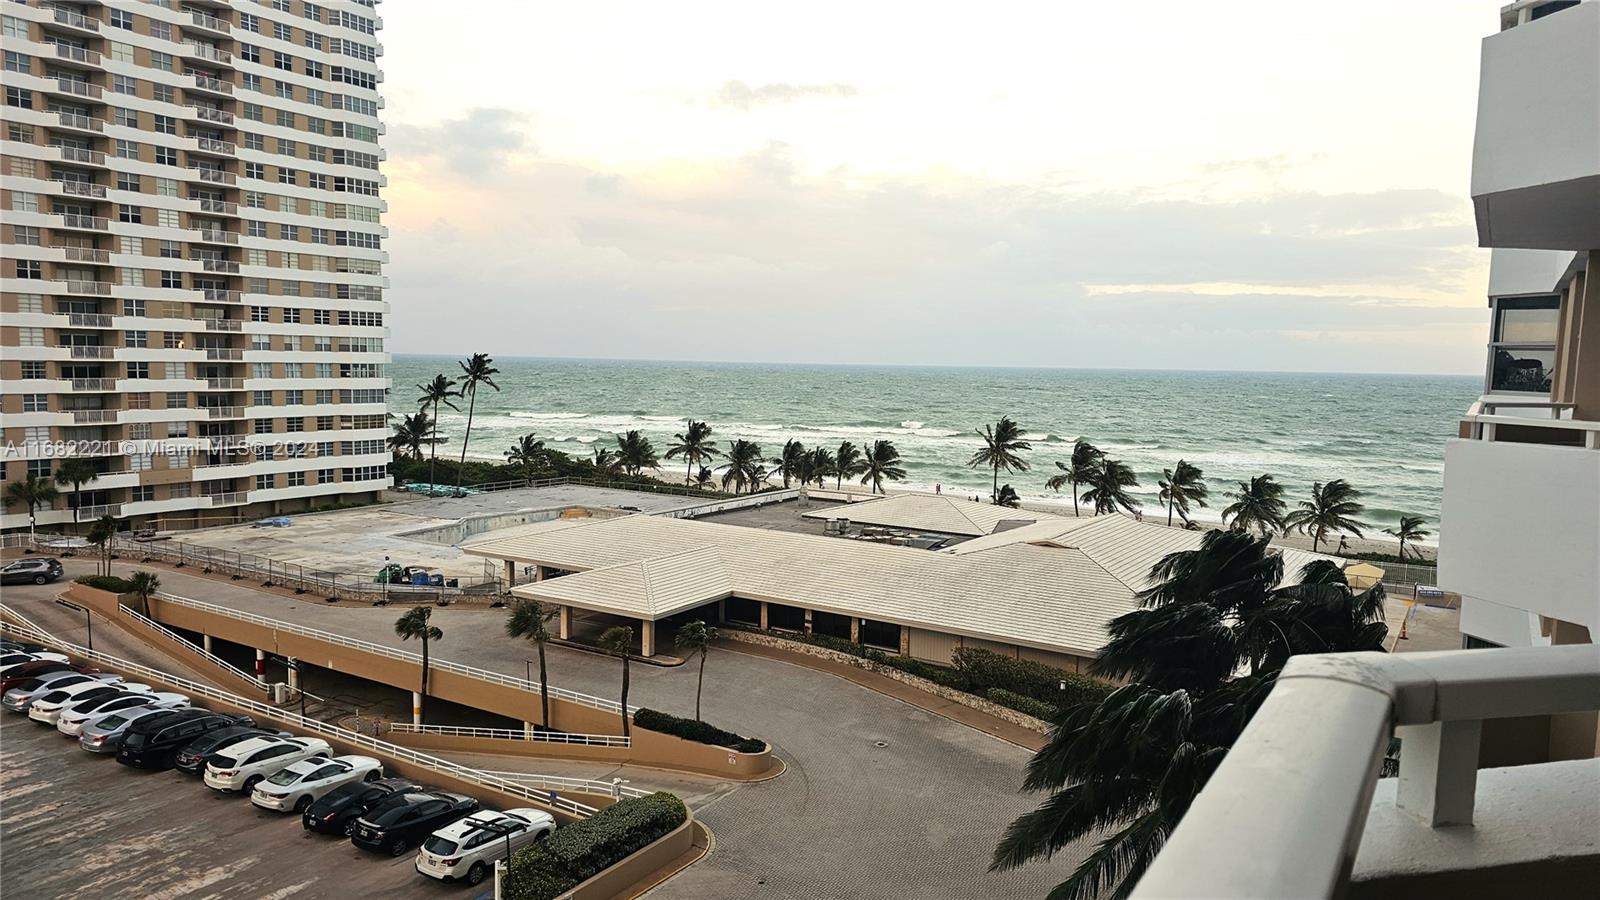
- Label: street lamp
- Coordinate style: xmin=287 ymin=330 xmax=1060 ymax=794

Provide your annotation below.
xmin=54 ymin=598 xmax=91 ymax=650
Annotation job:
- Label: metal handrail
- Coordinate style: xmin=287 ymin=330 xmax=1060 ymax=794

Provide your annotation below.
xmin=388 ymin=723 xmax=630 ymax=748
xmin=469 ymin=768 xmax=650 ymax=799
xmin=0 ymin=610 xmax=600 ymax=818
xmin=120 ymin=603 xmax=268 ymax=692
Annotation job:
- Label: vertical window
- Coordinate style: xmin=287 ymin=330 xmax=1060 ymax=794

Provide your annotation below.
xmin=1488 ymin=296 xmax=1562 ymax=394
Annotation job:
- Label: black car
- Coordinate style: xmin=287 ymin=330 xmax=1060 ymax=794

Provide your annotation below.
xmin=349 ymin=791 xmax=480 ymax=856
xmin=0 ymin=558 xmax=64 ymax=585
xmin=303 ymin=778 xmax=420 ymax=836
xmin=173 ymin=724 xmax=290 ymax=775
xmin=116 ymin=710 xmax=252 ymax=769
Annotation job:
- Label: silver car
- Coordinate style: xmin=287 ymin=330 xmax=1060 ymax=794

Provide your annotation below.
xmin=79 ymin=706 xmax=177 ymax=754
xmin=2 ymin=673 xmax=120 ymax=712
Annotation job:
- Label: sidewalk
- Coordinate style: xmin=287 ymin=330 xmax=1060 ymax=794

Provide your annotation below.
xmin=713 ymin=638 xmax=1049 ymax=753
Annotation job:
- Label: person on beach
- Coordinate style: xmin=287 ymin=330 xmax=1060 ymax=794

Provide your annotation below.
xmin=935 ymin=484 xmax=941 ymax=495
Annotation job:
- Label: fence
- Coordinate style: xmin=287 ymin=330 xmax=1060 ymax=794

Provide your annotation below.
xmin=468 ymin=767 xmax=650 ymax=800
xmin=118 ymin=602 xmax=269 ymax=693
xmin=1377 ymin=560 xmax=1439 ymax=588
xmin=0 ymin=606 xmax=602 ymax=819
xmin=388 ymin=722 xmax=630 ymax=748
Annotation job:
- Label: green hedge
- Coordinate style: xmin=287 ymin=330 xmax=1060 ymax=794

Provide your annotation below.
xmin=633 ymin=708 xmax=766 ymax=754
xmin=952 ymin=648 xmax=1112 ymax=709
xmin=74 ymin=574 xmax=134 ymax=593
xmin=986 ymin=687 xmax=1058 ymax=721
xmin=503 ymin=792 xmax=688 ymax=900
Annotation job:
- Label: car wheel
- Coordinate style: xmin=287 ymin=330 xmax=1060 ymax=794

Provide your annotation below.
xmin=535 ymin=828 xmax=551 ymax=842
xmin=243 ymin=775 xmax=262 ymax=793
xmin=342 ymin=820 xmax=357 ymax=837
xmin=364 ymin=770 xmax=379 ymax=782
xmin=388 ymin=838 xmax=408 ymax=857
xmin=294 ymin=795 xmax=313 ymax=814
xmin=32 ymin=575 xmax=46 ymax=585
xmin=466 ymin=862 xmax=487 ymax=886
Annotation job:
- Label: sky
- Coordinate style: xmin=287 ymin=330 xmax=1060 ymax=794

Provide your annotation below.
xmin=377 ymin=1 xmax=1501 ymax=375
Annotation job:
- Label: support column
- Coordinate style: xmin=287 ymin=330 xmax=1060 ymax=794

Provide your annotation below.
xmin=640 ymin=619 xmax=655 ymax=658
xmin=202 ymin=634 xmax=213 ymax=655
xmin=254 ymin=647 xmax=265 ymax=678
xmin=850 ymin=617 xmax=861 ymax=643
xmin=558 ymin=605 xmax=571 ymax=640
xmin=525 ymin=721 xmax=536 ymax=738
xmin=286 ymin=658 xmax=300 ymax=690
xmin=717 ymin=598 xmax=727 ymax=623
xmin=759 ymin=601 xmax=769 ymax=630
xmin=411 ymin=691 xmax=422 ymax=726
xmin=804 ymin=609 xmax=813 ymax=634
xmin=1396 ymin=719 xmax=1483 ymax=826
xmin=898 ymin=626 xmax=910 ymax=657
xmin=504 ymin=558 xmax=516 ymax=588
xmin=534 ymin=565 xmax=545 ymax=582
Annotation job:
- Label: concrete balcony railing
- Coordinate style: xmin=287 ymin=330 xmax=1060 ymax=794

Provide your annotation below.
xmin=195 ymin=228 xmax=239 ymax=245
xmin=70 ymin=378 xmax=117 ymax=392
xmin=1132 ymin=645 xmax=1600 ymax=900
xmin=204 ymin=406 xmax=243 ymax=419
xmin=52 ymin=8 xmax=100 ymax=33
xmin=203 ymin=318 xmax=242 ymax=332
xmin=190 ymin=74 xmax=234 ymax=95
xmin=59 ymin=246 xmax=110 ymax=264
xmin=190 ymin=105 xmax=234 ymax=125
xmin=57 ymin=180 xmax=107 ymax=199
xmin=202 ymin=288 xmax=242 ymax=303
xmin=205 ymin=348 xmax=243 ymax=360
xmin=189 ymin=10 xmax=231 ymax=35
xmin=201 ymin=259 xmax=240 ymax=273
xmin=54 ymin=44 xmax=102 ymax=67
xmin=193 ymin=167 xmax=236 ymax=185
xmin=206 ymin=491 xmax=249 ymax=506
xmin=55 ymin=146 xmax=106 ymax=166
xmin=67 ymin=346 xmax=114 ymax=359
xmin=181 ymin=42 xmax=232 ymax=65
xmin=198 ymin=198 xmax=239 ymax=215
xmin=64 ymin=280 xmax=113 ymax=296
xmin=66 ymin=313 xmax=113 ymax=328
xmin=58 ymin=213 xmax=109 ymax=231
xmin=203 ymin=377 xmax=243 ymax=389
xmin=51 ymin=77 xmax=102 ymax=100
xmin=194 ymin=137 xmax=236 ymax=156
xmin=55 ymin=111 xmax=104 ymax=133
xmin=70 ymin=409 xmax=117 ymax=424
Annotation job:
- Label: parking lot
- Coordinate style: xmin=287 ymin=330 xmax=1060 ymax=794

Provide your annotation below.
xmin=0 ymin=714 xmax=478 ymax=900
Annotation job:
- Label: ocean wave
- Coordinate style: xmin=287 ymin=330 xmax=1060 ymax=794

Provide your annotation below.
xmin=901 ymin=420 xmax=926 ymax=430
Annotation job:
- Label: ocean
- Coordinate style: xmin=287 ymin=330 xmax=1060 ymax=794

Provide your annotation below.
xmin=390 ymin=356 xmax=1481 ymax=536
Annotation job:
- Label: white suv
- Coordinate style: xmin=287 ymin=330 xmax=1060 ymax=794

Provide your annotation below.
xmin=250 ymin=754 xmax=383 ymax=813
xmin=415 ymin=808 xmax=557 ymax=886
xmin=203 ymin=736 xmax=332 ymax=793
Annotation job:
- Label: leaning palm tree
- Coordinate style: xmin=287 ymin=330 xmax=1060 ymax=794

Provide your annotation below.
xmin=597 ymin=625 xmax=635 ymax=738
xmin=1222 ymin=474 xmax=1287 ymax=537
xmin=504 ymin=434 xmax=548 ymax=484
xmin=994 ymin=484 xmax=1022 ymax=508
xmin=834 ymin=440 xmax=866 ymax=490
xmin=614 ymin=430 xmax=659 ymax=477
xmin=415 ymin=374 xmax=459 ymax=489
xmin=803 ymin=446 xmax=836 ymax=487
xmin=1283 ymin=479 xmax=1367 ymax=553
xmin=1157 ymin=460 xmax=1209 ymax=527
xmin=126 ymin=570 xmax=160 ymax=618
xmin=387 ymin=410 xmax=433 ymax=462
xmin=505 ymin=598 xmax=558 ymax=729
xmin=721 ymin=439 xmax=764 ymax=494
xmin=1383 ymin=515 xmax=1430 ymax=561
xmin=771 ymin=439 xmax=806 ymax=489
xmin=1045 ymin=439 xmax=1104 ymax=517
xmin=859 ymin=439 xmax=906 ymax=494
xmin=969 ymin=417 xmax=1032 ymax=503
xmin=591 ymin=445 xmax=621 ymax=476
xmin=53 ymin=457 xmax=100 ymax=532
xmin=674 ymin=620 xmax=718 ymax=721
xmin=454 ymin=353 xmax=501 ymax=487
xmin=394 ymin=606 xmax=443 ymax=724
xmin=5 ymin=474 xmax=59 ymax=537
xmin=1081 ymin=458 xmax=1140 ymax=516
xmin=665 ymin=420 xmax=721 ymax=487
xmin=87 ymin=514 xmax=118 ymax=576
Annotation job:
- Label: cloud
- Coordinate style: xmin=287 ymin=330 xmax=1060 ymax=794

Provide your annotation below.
xmin=387 ymin=108 xmax=532 ymax=175
xmin=710 ymin=80 xmax=860 ymax=110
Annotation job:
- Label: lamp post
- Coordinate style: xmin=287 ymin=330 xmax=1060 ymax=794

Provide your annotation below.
xmin=382 ymin=554 xmax=390 ymax=603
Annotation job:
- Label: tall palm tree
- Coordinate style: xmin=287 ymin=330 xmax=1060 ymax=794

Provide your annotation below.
xmin=993 ymin=530 xmax=1387 ymax=900
xmin=771 ymin=439 xmax=806 ymax=489
xmin=1157 ymin=460 xmax=1209 ymax=527
xmin=1222 ymin=474 xmax=1287 ymax=537
xmin=1045 ymin=439 xmax=1104 ymax=517
xmin=87 ymin=514 xmax=118 ymax=576
xmin=1284 ymin=479 xmax=1367 ymax=553
xmin=505 ymin=598 xmax=557 ymax=729
xmin=504 ymin=434 xmax=548 ymax=484
xmin=994 ymin=484 xmax=1022 ymax=508
xmin=674 ymin=620 xmax=718 ymax=721
xmin=721 ymin=439 xmax=764 ymax=494
xmin=127 ymin=570 xmax=160 ymax=618
xmin=665 ymin=420 xmax=721 ymax=486
xmin=834 ymin=441 xmax=865 ymax=490
xmin=454 ymin=353 xmax=501 ymax=487
xmin=53 ymin=457 xmax=100 ymax=531
xmin=415 ymin=374 xmax=459 ymax=488
xmin=388 ymin=410 xmax=434 ymax=461
xmin=591 ymin=445 xmax=621 ymax=476
xmin=1081 ymin=458 xmax=1140 ymax=515
xmin=5 ymin=474 xmax=59 ymax=537
xmin=597 ymin=625 xmax=634 ymax=738
xmin=969 ymin=417 xmax=1032 ymax=503
xmin=1383 ymin=515 xmax=1430 ymax=561
xmin=394 ymin=607 xmax=443 ymax=724
xmin=803 ymin=446 xmax=836 ymax=487
xmin=614 ymin=430 xmax=659 ymax=477
xmin=859 ymin=439 xmax=906 ymax=494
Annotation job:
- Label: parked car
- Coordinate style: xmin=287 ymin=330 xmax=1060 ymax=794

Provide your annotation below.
xmin=0 ymin=662 xmax=93 ymax=695
xmin=0 ymin=558 xmax=64 ymax=585
xmin=173 ymin=725 xmax=291 ymax=775
xmin=3 ymin=672 xmax=118 ymax=711
xmin=203 ymin=736 xmax=333 ymax=794
xmin=117 ymin=710 xmax=252 ymax=769
xmin=0 ymin=640 xmax=49 ymax=653
xmin=302 ymin=778 xmax=419 ymax=836
xmin=79 ymin=706 xmax=178 ymax=754
xmin=350 ymin=791 xmax=482 ymax=857
xmin=57 ymin=691 xmax=188 ymax=737
xmin=415 ymin=808 xmax=557 ymax=886
xmin=250 ymin=755 xmax=383 ymax=813
xmin=0 ymin=652 xmax=69 ymax=676
xmin=28 ymin=682 xmax=146 ymax=726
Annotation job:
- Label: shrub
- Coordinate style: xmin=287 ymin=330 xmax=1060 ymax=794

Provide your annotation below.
xmin=503 ymin=792 xmax=688 ymax=900
xmin=74 ymin=574 xmax=134 ymax=594
xmin=633 ymin=708 xmax=766 ymax=753
xmin=952 ymin=647 xmax=1112 ymax=709
xmin=986 ymin=687 xmax=1058 ymax=721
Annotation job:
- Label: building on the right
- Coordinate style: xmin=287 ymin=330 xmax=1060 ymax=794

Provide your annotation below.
xmin=1442 ymin=0 xmax=1600 ymax=652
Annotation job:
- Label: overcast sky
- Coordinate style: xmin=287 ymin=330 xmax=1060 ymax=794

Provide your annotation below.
xmin=378 ymin=1 xmax=1499 ymax=375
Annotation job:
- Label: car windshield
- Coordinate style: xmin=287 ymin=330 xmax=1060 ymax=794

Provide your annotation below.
xmin=422 ymin=836 xmax=459 ymax=856
xmin=97 ymin=714 xmax=129 ymax=729
xmin=266 ymin=769 xmax=302 ymax=786
xmin=367 ymin=798 xmax=423 ymax=826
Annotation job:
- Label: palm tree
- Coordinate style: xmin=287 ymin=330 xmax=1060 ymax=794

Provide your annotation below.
xmin=87 ymin=514 xmax=118 ymax=577
xmin=969 ymin=417 xmax=1032 ymax=502
xmin=834 ymin=441 xmax=866 ymax=490
xmin=1081 ymin=458 xmax=1140 ymax=515
xmin=674 ymin=620 xmax=718 ymax=721
xmin=665 ymin=420 xmax=721 ymax=487
xmin=505 ymin=598 xmax=558 ymax=729
xmin=127 ymin=570 xmax=160 ymax=618
xmin=5 ymin=474 xmax=59 ymax=537
xmin=694 ymin=466 xmax=715 ymax=490
xmin=721 ymin=439 xmax=764 ymax=494
xmin=1045 ymin=440 xmax=1104 ymax=517
xmin=53 ymin=457 xmax=100 ymax=531
xmin=994 ymin=484 xmax=1022 ymax=508
xmin=993 ymin=530 xmax=1387 ymax=899
xmin=614 ymin=430 xmax=659 ymax=477
xmin=1157 ymin=460 xmax=1209 ymax=527
xmin=415 ymin=374 xmax=459 ymax=489
xmin=772 ymin=439 xmax=806 ymax=489
xmin=802 ymin=446 xmax=835 ymax=487
xmin=1284 ymin=479 xmax=1367 ymax=553
xmin=387 ymin=410 xmax=434 ymax=462
xmin=1222 ymin=474 xmax=1287 ymax=537
xmin=859 ymin=439 xmax=906 ymax=494
xmin=1384 ymin=515 xmax=1430 ymax=561
xmin=454 ymin=353 xmax=501 ymax=487
xmin=394 ymin=606 xmax=443 ymax=724
xmin=591 ymin=445 xmax=621 ymax=476
xmin=505 ymin=434 xmax=548 ymax=484
xmin=597 ymin=625 xmax=634 ymax=738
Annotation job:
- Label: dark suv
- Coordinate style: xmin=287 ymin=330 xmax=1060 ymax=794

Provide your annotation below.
xmin=1 ymin=558 xmax=64 ymax=585
xmin=303 ymin=778 xmax=420 ymax=836
xmin=116 ymin=709 xmax=253 ymax=769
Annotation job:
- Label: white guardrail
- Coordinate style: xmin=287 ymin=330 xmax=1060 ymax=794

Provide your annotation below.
xmin=387 ymin=722 xmax=630 ymax=748
xmin=469 ymin=768 xmax=650 ymax=800
xmin=153 ymin=591 xmax=630 ymax=715
xmin=1130 ymin=645 xmax=1600 ymax=900
xmin=0 ymin=606 xmax=601 ymax=818
xmin=119 ymin=603 xmax=268 ymax=692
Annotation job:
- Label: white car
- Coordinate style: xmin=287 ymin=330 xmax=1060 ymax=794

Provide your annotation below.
xmin=415 ymin=808 xmax=557 ymax=886
xmin=3 ymin=672 xmax=119 ymax=712
xmin=250 ymin=754 xmax=383 ymax=813
xmin=28 ymin=681 xmax=149 ymax=725
xmin=56 ymin=691 xmax=188 ymax=737
xmin=203 ymin=736 xmax=332 ymax=794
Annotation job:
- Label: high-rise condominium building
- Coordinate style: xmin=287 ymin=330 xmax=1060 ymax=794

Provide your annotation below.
xmin=0 ymin=0 xmax=390 ymax=532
